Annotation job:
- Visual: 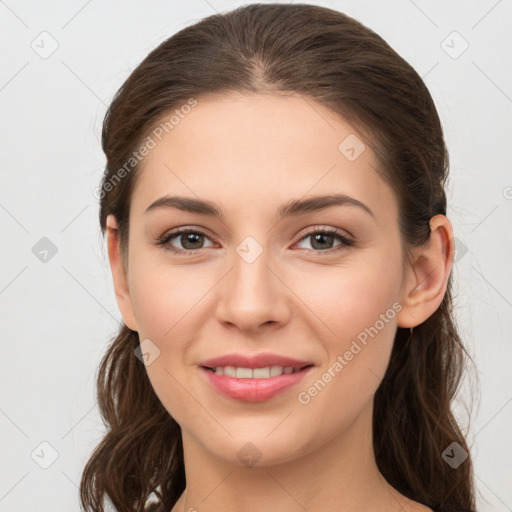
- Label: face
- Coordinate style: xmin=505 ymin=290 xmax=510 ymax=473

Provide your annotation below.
xmin=112 ymin=92 xmax=416 ymax=466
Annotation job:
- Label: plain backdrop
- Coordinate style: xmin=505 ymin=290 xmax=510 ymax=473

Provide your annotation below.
xmin=1 ymin=1 xmax=511 ymax=511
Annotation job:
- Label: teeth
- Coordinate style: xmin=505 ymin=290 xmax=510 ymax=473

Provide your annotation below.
xmin=253 ymin=367 xmax=270 ymax=378
xmin=236 ymin=367 xmax=253 ymax=378
xmin=224 ymin=366 xmax=236 ymax=377
xmin=212 ymin=365 xmax=300 ymax=378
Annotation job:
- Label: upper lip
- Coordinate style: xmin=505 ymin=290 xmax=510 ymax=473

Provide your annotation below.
xmin=199 ymin=352 xmax=314 ymax=370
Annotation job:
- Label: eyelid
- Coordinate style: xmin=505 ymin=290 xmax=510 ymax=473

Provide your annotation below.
xmin=292 ymin=226 xmax=354 ymax=253
xmin=157 ymin=226 xmax=217 ymax=253
xmin=157 ymin=225 xmax=355 ymax=254
xmin=294 ymin=224 xmax=354 ymax=243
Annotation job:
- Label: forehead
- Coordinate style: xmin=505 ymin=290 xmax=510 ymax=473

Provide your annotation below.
xmin=131 ymin=93 xmax=397 ymax=224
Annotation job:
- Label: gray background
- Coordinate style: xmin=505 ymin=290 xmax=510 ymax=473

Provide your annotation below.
xmin=1 ymin=1 xmax=511 ymax=511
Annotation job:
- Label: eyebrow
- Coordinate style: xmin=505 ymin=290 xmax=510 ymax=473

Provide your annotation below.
xmin=144 ymin=193 xmax=375 ymax=220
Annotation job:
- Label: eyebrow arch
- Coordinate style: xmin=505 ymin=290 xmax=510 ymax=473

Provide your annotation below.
xmin=144 ymin=193 xmax=375 ymax=220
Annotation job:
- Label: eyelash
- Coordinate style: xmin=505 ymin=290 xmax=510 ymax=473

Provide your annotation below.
xmin=156 ymin=226 xmax=355 ymax=256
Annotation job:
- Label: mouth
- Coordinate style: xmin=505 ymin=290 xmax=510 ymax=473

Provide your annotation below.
xmin=198 ymin=364 xmax=314 ymax=402
xmin=201 ymin=364 xmax=313 ymax=378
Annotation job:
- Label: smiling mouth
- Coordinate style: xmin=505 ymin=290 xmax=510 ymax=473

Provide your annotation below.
xmin=201 ymin=364 xmax=313 ymax=378
xmin=199 ymin=363 xmax=315 ymax=402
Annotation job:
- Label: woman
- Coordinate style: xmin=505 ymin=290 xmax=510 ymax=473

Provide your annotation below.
xmin=80 ymin=3 xmax=477 ymax=511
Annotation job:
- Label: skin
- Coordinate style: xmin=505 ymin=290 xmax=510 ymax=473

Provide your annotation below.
xmin=106 ymin=92 xmax=454 ymax=512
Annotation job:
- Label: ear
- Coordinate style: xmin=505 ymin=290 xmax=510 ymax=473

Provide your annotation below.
xmin=106 ymin=214 xmax=138 ymax=331
xmin=396 ymin=214 xmax=455 ymax=328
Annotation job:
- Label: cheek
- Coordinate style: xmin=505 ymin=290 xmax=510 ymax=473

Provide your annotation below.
xmin=280 ymin=263 xmax=402 ymax=458
xmin=291 ymin=250 xmax=403 ymax=398
xmin=127 ymin=259 xmax=206 ymax=423
xmin=291 ymin=250 xmax=403 ymax=344
xmin=128 ymin=252 xmax=204 ymax=340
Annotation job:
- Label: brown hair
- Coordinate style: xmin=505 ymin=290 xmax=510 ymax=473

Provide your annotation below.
xmin=80 ymin=3 xmax=478 ymax=511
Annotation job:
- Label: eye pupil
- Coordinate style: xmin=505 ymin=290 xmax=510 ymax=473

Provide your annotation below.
xmin=311 ymin=233 xmax=334 ymax=250
xmin=182 ymin=232 xmax=203 ymax=249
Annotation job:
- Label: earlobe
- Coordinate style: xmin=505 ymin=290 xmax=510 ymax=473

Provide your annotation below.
xmin=106 ymin=214 xmax=138 ymax=331
xmin=396 ymin=214 xmax=455 ymax=329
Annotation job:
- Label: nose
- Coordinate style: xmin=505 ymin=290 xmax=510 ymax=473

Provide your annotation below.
xmin=214 ymin=242 xmax=290 ymax=334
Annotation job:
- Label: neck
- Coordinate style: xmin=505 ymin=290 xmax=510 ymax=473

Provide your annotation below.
xmin=171 ymin=400 xmax=422 ymax=512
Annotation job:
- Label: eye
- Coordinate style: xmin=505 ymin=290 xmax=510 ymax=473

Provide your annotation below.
xmin=156 ymin=226 xmax=355 ymax=255
xmin=156 ymin=228 xmax=215 ymax=255
xmin=294 ymin=226 xmax=354 ymax=253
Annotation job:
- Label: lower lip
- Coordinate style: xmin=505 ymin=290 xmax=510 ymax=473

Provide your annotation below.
xmin=199 ymin=366 xmax=313 ymax=402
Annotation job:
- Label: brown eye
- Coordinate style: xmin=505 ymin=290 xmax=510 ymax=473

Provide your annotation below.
xmin=295 ymin=227 xmax=354 ymax=253
xmin=157 ymin=229 xmax=214 ymax=254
